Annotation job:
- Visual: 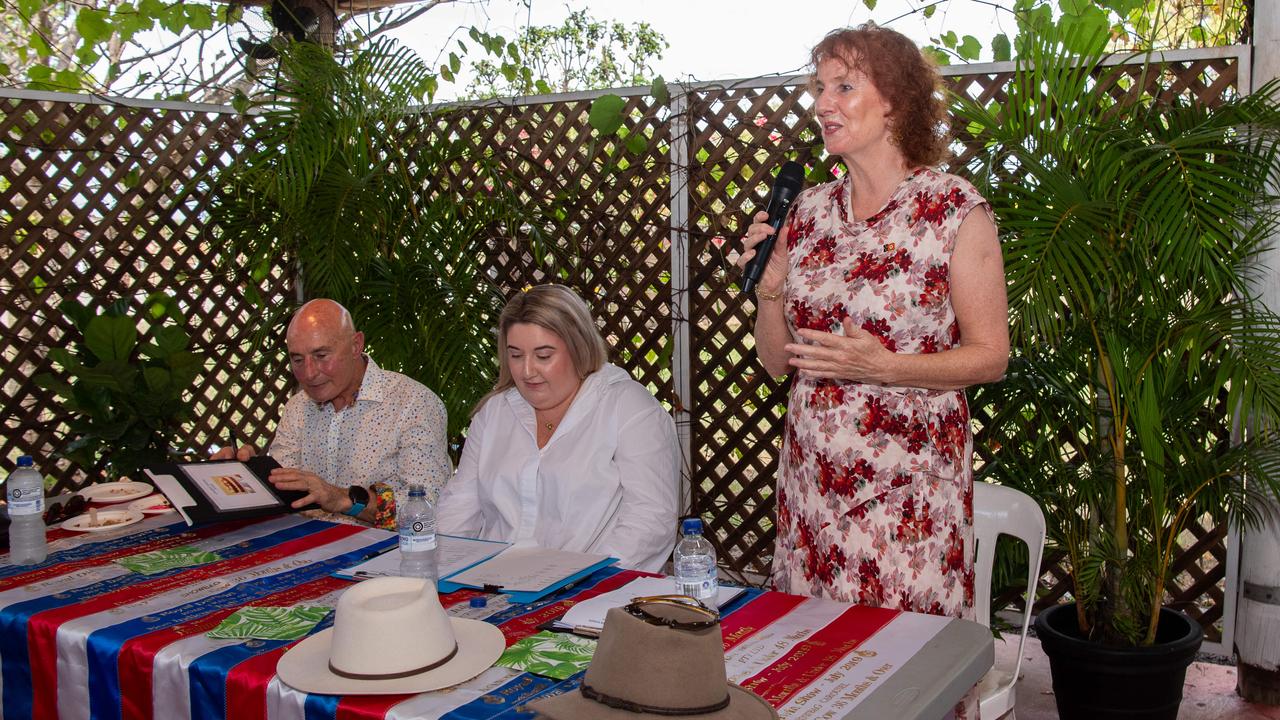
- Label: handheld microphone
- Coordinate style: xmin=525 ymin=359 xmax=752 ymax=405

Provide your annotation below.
xmin=741 ymin=161 xmax=806 ymax=295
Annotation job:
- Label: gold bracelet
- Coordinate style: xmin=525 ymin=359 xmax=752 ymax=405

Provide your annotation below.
xmin=755 ymin=287 xmax=785 ymax=302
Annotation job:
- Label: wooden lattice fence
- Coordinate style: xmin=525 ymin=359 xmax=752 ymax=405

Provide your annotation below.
xmin=435 ymin=97 xmax=677 ymax=407
xmin=0 ymin=92 xmax=296 ymax=488
xmin=0 ymin=45 xmax=1249 ymax=648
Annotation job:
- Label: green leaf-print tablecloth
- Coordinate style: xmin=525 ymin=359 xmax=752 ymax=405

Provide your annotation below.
xmin=495 ymin=630 xmax=597 ymax=680
xmin=206 ymin=606 xmax=333 ymax=641
xmin=115 ymin=546 xmax=222 ymax=575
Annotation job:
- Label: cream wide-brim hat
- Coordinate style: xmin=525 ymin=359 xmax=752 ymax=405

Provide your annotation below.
xmin=277 ymin=576 xmax=504 ymax=695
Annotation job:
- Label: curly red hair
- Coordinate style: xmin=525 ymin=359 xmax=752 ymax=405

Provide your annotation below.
xmin=810 ymin=24 xmax=948 ymax=167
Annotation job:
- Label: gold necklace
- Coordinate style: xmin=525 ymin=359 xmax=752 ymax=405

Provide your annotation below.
xmin=544 ymin=421 xmax=554 ymax=432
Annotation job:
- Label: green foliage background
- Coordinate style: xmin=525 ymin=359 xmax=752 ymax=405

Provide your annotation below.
xmin=34 ymin=294 xmax=203 ymax=480
xmin=210 ymin=38 xmax=549 ymax=442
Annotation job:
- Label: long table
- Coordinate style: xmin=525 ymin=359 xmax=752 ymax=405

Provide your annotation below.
xmin=0 ymin=514 xmax=992 ymax=720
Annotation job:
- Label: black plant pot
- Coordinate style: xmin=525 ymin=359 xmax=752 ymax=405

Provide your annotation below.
xmin=1035 ymin=603 xmax=1203 ymax=720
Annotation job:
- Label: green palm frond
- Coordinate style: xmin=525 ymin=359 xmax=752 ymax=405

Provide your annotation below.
xmin=207 ymin=37 xmax=559 ymax=448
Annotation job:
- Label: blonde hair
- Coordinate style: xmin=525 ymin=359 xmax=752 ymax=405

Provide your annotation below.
xmin=473 ymin=284 xmax=609 ymax=415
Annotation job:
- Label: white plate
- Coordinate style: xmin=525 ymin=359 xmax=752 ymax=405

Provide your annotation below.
xmin=78 ymin=481 xmax=154 ymax=504
xmin=129 ymin=495 xmax=176 ymax=515
xmin=61 ymin=508 xmax=144 ymax=533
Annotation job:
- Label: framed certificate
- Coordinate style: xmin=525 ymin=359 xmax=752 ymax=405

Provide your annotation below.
xmin=142 ymin=456 xmax=319 ymax=526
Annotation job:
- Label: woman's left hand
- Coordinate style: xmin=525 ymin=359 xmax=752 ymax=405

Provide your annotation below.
xmin=784 ymin=318 xmax=895 ymax=384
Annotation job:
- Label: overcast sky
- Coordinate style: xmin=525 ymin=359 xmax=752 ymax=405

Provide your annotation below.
xmin=378 ymin=0 xmax=1012 ymax=97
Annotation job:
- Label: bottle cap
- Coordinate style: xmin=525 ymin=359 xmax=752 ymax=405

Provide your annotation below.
xmin=681 ymin=517 xmax=703 ymax=535
xmin=16 ymin=455 xmax=33 ymax=467
xmin=469 ymin=596 xmax=488 ymax=608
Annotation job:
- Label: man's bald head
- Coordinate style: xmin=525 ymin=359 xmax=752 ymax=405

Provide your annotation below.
xmin=286 ymin=299 xmax=366 ymax=408
xmin=288 ymin=299 xmax=356 ymax=341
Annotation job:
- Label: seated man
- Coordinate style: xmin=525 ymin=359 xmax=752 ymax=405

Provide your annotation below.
xmin=214 ymin=299 xmax=451 ymax=528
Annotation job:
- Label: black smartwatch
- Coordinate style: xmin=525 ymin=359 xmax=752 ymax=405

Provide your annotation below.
xmin=344 ymin=485 xmax=370 ymax=517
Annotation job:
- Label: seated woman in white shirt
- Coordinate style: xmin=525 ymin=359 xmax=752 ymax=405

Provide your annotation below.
xmin=436 ymin=284 xmax=681 ymax=572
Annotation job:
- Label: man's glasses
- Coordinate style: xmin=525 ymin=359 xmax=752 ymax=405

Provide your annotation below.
xmin=623 ymin=595 xmax=720 ymax=630
xmin=43 ymin=493 xmax=87 ymax=525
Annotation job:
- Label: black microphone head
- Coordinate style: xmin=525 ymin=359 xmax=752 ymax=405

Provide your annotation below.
xmin=765 ymin=161 xmax=806 ymax=217
xmin=776 ymin=161 xmax=805 ymax=191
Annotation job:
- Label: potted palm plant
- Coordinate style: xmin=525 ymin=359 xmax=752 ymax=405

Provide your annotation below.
xmin=955 ymin=33 xmax=1280 ymax=720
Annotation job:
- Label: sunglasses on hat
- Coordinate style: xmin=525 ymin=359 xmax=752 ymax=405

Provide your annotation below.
xmin=623 ymin=595 xmax=720 ymax=630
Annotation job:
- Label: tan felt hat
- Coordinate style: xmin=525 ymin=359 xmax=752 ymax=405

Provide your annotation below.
xmin=529 ymin=599 xmax=777 ymax=719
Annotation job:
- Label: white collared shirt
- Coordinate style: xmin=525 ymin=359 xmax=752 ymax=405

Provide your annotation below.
xmin=437 ymin=364 xmax=680 ymax=572
xmin=270 ymin=357 xmax=452 ymax=525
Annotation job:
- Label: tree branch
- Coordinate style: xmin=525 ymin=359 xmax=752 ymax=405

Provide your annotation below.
xmin=348 ymin=0 xmax=458 ymax=42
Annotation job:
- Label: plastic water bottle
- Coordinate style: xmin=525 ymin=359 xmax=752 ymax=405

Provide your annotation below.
xmin=673 ymin=517 xmax=717 ymax=603
xmin=398 ymin=484 xmax=438 ymax=581
xmin=7 ymin=456 xmax=48 ymax=565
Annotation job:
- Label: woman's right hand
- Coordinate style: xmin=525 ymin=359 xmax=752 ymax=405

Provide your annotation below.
xmin=735 ymin=210 xmax=790 ymax=297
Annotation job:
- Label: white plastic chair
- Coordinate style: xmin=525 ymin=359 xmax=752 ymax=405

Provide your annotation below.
xmin=973 ymin=482 xmax=1046 ymax=720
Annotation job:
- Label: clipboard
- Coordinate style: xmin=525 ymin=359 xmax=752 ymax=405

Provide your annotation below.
xmin=142 ymin=456 xmax=318 ymax=526
xmin=436 ymin=546 xmax=618 ymax=604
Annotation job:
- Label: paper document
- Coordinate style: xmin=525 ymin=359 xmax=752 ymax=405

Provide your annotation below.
xmin=336 ymin=534 xmax=510 ymax=580
xmin=445 ymin=546 xmax=610 ymax=593
xmin=554 ymin=576 xmax=747 ymax=634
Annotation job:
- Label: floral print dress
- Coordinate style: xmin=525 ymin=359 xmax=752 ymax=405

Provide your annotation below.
xmin=773 ymin=167 xmax=989 ymax=622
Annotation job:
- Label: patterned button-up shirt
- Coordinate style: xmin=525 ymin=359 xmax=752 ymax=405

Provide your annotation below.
xmin=269 ymin=357 xmax=452 ymax=526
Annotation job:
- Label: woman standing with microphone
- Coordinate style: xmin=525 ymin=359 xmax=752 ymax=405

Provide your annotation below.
xmin=736 ymin=23 xmax=1009 ymax=719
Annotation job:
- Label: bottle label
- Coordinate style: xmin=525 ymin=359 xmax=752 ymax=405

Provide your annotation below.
xmin=674 ymin=575 xmax=718 ymax=601
xmin=399 ymin=529 xmax=437 ymax=553
xmin=7 ymin=487 xmax=44 ymax=516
